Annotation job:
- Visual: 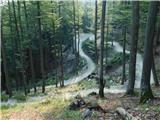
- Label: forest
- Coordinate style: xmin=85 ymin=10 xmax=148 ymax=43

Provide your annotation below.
xmin=0 ymin=0 xmax=160 ymax=120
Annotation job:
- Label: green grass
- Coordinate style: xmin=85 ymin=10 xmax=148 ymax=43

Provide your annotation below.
xmin=1 ymin=104 xmax=17 ymax=110
xmin=56 ymin=108 xmax=83 ymax=120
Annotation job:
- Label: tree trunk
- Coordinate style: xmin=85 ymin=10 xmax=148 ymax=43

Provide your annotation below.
xmin=105 ymin=20 xmax=109 ymax=66
xmin=122 ymin=26 xmax=126 ymax=85
xmin=12 ymin=0 xmax=21 ymax=91
xmin=140 ymin=1 xmax=158 ymax=103
xmin=152 ymin=55 xmax=159 ymax=86
xmin=94 ymin=0 xmax=98 ymax=64
xmin=37 ymin=1 xmax=46 ymax=93
xmin=126 ymin=1 xmax=139 ymax=95
xmin=58 ymin=1 xmax=64 ymax=87
xmin=1 ymin=20 xmax=12 ymax=97
xmin=152 ymin=28 xmax=159 ymax=87
xmin=17 ymin=1 xmax=27 ymax=95
xmin=51 ymin=0 xmax=58 ymax=87
xmin=73 ymin=0 xmax=77 ymax=53
xmin=155 ymin=23 xmax=160 ymax=45
xmin=77 ymin=0 xmax=80 ymax=67
xmin=8 ymin=0 xmax=19 ymax=91
xmin=23 ymin=1 xmax=37 ymax=93
xmin=99 ymin=0 xmax=106 ymax=98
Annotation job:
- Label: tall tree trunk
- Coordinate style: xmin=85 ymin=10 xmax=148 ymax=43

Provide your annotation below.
xmin=60 ymin=35 xmax=64 ymax=87
xmin=99 ymin=0 xmax=106 ymax=98
xmin=8 ymin=0 xmax=19 ymax=91
xmin=140 ymin=1 xmax=158 ymax=103
xmin=51 ymin=0 xmax=58 ymax=87
xmin=17 ymin=1 xmax=27 ymax=95
xmin=77 ymin=0 xmax=80 ymax=67
xmin=1 ymin=20 xmax=12 ymax=97
xmin=23 ymin=1 xmax=37 ymax=93
xmin=37 ymin=1 xmax=45 ymax=93
xmin=58 ymin=1 xmax=64 ymax=87
xmin=105 ymin=19 xmax=109 ymax=66
xmin=126 ymin=1 xmax=139 ymax=95
xmin=95 ymin=0 xmax=98 ymax=64
xmin=12 ymin=0 xmax=20 ymax=91
xmin=122 ymin=26 xmax=126 ymax=85
xmin=73 ymin=0 xmax=77 ymax=53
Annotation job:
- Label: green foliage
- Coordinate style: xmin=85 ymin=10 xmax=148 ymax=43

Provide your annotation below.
xmin=109 ymin=1 xmax=132 ymax=27
xmin=82 ymin=40 xmax=95 ymax=61
xmin=1 ymin=92 xmax=9 ymax=102
xmin=2 ymin=0 xmax=91 ymax=92
xmin=81 ymin=3 xmax=94 ymax=32
xmin=77 ymin=58 xmax=87 ymax=74
xmin=13 ymin=91 xmax=27 ymax=101
xmin=108 ymin=52 xmax=129 ymax=66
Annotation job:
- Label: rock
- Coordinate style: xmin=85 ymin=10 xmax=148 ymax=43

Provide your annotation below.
xmin=75 ymin=94 xmax=82 ymax=99
xmin=82 ymin=108 xmax=92 ymax=119
xmin=87 ymin=72 xmax=98 ymax=79
xmin=68 ymin=98 xmax=85 ymax=110
xmin=145 ymin=108 xmax=149 ymax=111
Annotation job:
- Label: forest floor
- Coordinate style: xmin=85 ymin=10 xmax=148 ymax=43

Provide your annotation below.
xmin=1 ymin=79 xmax=160 ymax=120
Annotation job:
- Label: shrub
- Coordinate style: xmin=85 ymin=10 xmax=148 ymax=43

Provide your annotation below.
xmin=13 ymin=91 xmax=27 ymax=101
xmin=1 ymin=105 xmax=10 ymax=110
xmin=1 ymin=92 xmax=9 ymax=102
xmin=108 ymin=52 xmax=129 ymax=66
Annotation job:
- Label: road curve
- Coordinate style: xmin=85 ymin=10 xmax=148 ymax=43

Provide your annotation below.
xmin=64 ymin=33 xmax=96 ymax=85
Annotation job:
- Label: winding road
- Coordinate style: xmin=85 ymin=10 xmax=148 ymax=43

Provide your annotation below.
xmin=66 ymin=33 xmax=154 ymax=96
